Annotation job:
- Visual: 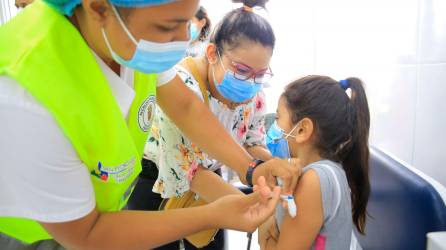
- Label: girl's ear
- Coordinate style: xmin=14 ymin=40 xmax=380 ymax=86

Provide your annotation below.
xmin=294 ymin=118 xmax=314 ymax=144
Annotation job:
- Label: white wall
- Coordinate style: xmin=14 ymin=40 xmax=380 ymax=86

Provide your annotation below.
xmin=202 ymin=0 xmax=446 ymax=186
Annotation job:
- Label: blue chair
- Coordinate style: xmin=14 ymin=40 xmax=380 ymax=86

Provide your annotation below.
xmin=357 ymin=146 xmax=446 ymax=250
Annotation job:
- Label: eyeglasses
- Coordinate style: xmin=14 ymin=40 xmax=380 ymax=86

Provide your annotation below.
xmin=218 ymin=52 xmax=274 ymax=84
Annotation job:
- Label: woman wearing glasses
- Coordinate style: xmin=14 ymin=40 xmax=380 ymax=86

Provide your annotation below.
xmin=127 ymin=0 xmax=276 ymax=249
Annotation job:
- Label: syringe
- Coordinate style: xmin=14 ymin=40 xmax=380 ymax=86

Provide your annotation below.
xmin=277 ymin=177 xmax=297 ymax=218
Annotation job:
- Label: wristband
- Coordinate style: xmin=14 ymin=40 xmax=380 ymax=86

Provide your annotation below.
xmin=246 ymin=159 xmax=264 ymax=187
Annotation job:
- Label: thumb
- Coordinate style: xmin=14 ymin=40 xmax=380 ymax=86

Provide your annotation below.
xmin=239 ymin=188 xmax=263 ymax=207
xmin=239 ymin=184 xmax=277 ymax=207
xmin=268 ymin=186 xmax=282 ymax=209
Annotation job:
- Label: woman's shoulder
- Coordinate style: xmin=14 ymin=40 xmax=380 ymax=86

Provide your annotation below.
xmin=174 ymin=64 xmax=206 ymax=97
xmin=175 ymin=64 xmax=194 ymax=83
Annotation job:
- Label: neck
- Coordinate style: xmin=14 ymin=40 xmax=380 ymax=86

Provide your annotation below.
xmin=296 ymin=147 xmax=323 ymax=167
xmin=71 ymin=8 xmax=121 ymax=75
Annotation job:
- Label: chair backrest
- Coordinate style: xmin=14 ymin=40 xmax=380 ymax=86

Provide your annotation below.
xmin=357 ymin=146 xmax=446 ymax=250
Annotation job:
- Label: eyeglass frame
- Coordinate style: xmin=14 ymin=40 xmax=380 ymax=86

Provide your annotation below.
xmin=216 ymin=50 xmax=274 ymax=84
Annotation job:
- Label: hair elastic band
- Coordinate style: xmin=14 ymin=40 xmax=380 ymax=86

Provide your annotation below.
xmin=339 ymin=79 xmax=350 ymax=90
xmin=243 ymin=5 xmax=254 ymax=12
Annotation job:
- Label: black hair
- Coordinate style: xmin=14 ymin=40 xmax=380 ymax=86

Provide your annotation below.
xmin=283 ymin=75 xmax=371 ymax=234
xmin=195 ymin=6 xmax=211 ymax=42
xmin=232 ymin=0 xmax=268 ymax=8
xmin=210 ymin=0 xmax=275 ymax=54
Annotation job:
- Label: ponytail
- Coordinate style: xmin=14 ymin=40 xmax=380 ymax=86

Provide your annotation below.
xmin=342 ymin=77 xmax=370 ymax=234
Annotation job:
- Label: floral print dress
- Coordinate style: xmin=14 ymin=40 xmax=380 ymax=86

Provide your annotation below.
xmin=144 ymin=65 xmax=267 ymax=198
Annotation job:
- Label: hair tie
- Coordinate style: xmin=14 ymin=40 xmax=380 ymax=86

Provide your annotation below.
xmin=339 ymin=79 xmax=349 ymax=90
xmin=243 ymin=5 xmax=254 ymax=12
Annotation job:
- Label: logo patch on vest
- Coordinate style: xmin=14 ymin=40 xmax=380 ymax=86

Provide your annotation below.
xmin=138 ymin=95 xmax=156 ymax=132
xmin=91 ymin=157 xmax=136 ymax=183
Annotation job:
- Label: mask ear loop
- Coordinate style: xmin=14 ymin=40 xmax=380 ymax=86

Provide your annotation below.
xmin=213 ymin=49 xmax=230 ymax=86
xmin=101 ymin=5 xmax=138 ymax=57
xmin=216 ymin=49 xmax=228 ymax=72
xmin=284 ymin=123 xmax=299 ymax=139
xmin=111 ymin=5 xmax=138 ymax=45
xmin=284 ymin=123 xmax=299 ymax=159
xmin=101 ymin=29 xmax=115 ymax=56
xmin=211 ymin=64 xmax=219 ymax=85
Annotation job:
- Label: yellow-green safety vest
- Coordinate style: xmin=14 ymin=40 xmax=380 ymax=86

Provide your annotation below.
xmin=0 ymin=1 xmax=157 ymax=243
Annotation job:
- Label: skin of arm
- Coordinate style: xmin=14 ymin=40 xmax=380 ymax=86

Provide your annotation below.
xmin=258 ymin=215 xmax=279 ymax=250
xmin=40 ymin=177 xmax=281 ymax=250
xmin=157 ymin=76 xmax=253 ymax=183
xmin=42 ymin=206 xmax=217 ymax=250
xmin=259 ymin=169 xmax=324 ymax=250
xmin=190 ymin=166 xmax=243 ymax=203
xmin=36 ymin=81 xmax=296 ymax=250
xmin=245 ymin=145 xmax=273 ymax=162
xmin=157 ymin=77 xmax=300 ymax=193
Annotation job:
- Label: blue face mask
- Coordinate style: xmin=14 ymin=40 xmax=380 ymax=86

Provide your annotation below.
xmin=102 ymin=6 xmax=189 ymax=74
xmin=266 ymin=121 xmax=298 ymax=159
xmin=212 ymin=53 xmax=262 ymax=103
xmin=190 ymin=23 xmax=200 ymax=42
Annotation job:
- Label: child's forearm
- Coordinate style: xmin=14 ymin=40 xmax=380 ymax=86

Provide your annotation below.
xmin=262 ymin=237 xmax=278 ymax=250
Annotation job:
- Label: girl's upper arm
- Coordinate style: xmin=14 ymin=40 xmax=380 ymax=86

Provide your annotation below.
xmin=274 ymin=169 xmax=324 ymax=250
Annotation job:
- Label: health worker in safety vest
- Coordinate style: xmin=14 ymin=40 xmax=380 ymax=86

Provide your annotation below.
xmin=0 ymin=0 xmax=300 ymax=249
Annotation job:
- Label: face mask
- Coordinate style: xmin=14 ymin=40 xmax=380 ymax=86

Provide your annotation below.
xmin=102 ymin=6 xmax=190 ymax=74
xmin=212 ymin=53 xmax=262 ymax=103
xmin=190 ymin=23 xmax=200 ymax=42
xmin=266 ymin=121 xmax=298 ymax=159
